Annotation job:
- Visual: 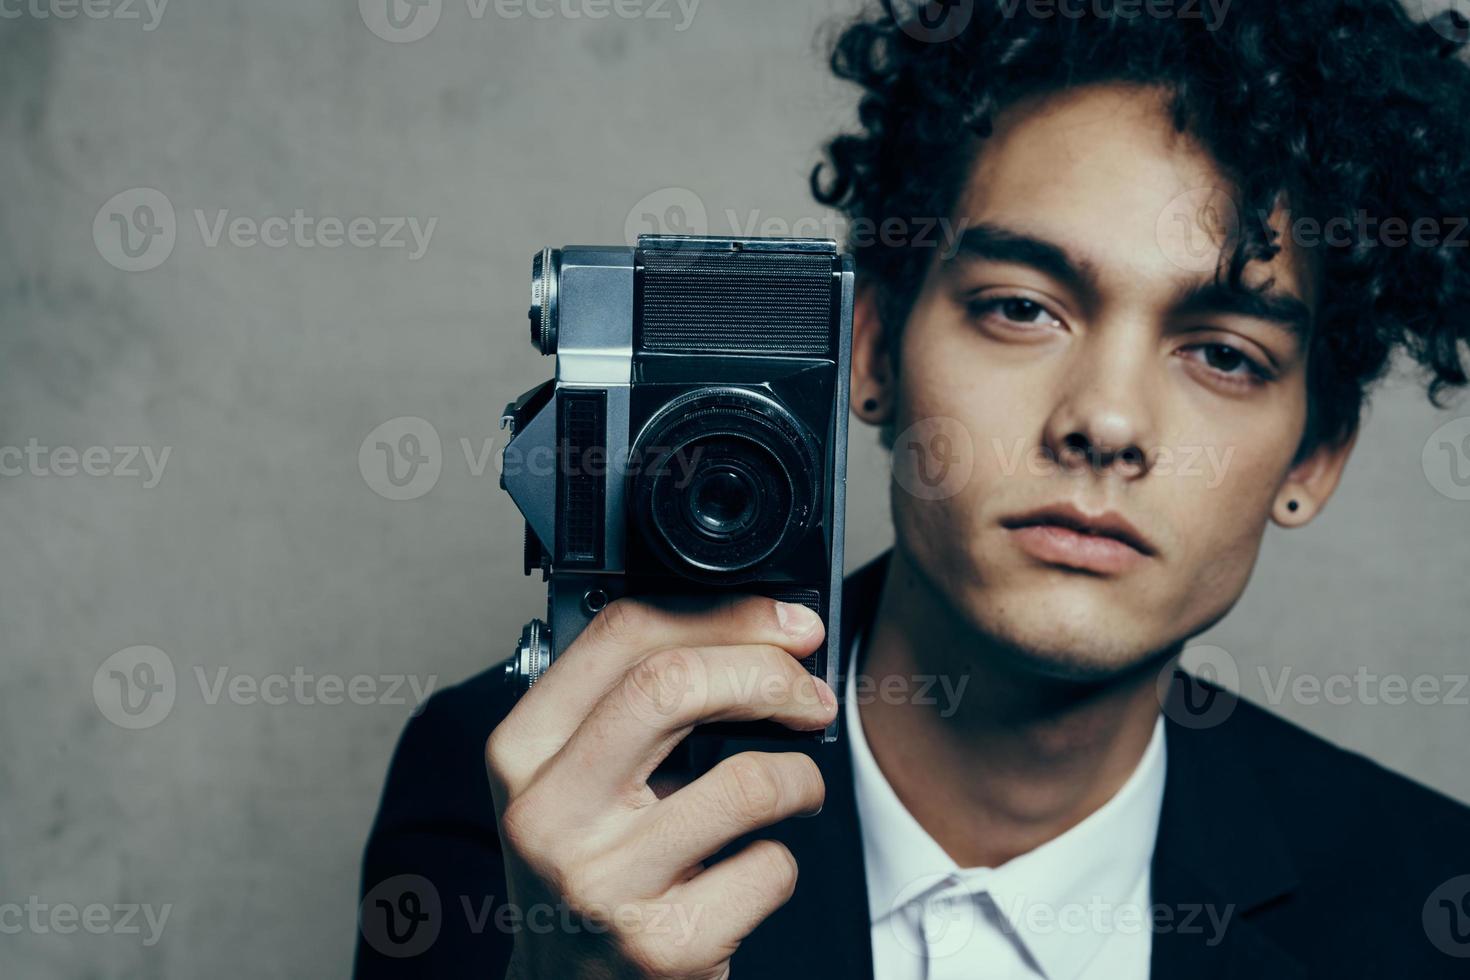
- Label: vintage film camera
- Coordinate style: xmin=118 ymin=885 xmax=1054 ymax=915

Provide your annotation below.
xmin=496 ymin=234 xmax=853 ymax=742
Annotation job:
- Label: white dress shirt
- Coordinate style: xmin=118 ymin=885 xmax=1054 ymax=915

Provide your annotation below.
xmin=845 ymin=623 xmax=1168 ymax=980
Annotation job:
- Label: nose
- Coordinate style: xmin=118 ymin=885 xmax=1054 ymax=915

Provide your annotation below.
xmin=1041 ymin=334 xmax=1158 ymax=479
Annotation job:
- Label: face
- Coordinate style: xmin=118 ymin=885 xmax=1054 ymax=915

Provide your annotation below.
xmin=854 ymin=83 xmax=1355 ymax=679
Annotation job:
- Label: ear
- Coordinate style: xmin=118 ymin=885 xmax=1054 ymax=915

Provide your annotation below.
xmin=1270 ymin=427 xmax=1359 ymax=527
xmin=850 ymin=284 xmax=895 ymax=426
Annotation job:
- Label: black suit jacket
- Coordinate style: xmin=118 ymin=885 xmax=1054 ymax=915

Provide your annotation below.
xmin=355 ymin=549 xmax=1470 ymax=977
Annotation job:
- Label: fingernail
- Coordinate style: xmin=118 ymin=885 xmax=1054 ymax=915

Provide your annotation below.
xmin=815 ymin=678 xmax=837 ymax=711
xmin=776 ymin=601 xmax=818 ymax=636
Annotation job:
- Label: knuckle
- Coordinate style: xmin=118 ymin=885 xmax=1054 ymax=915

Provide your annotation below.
xmin=556 ymin=857 xmax=615 ymax=910
xmin=721 ymin=754 xmax=782 ymax=820
xmin=497 ymin=795 xmax=545 ymax=858
xmin=625 ymin=647 xmax=702 ymax=717
xmin=757 ymin=656 xmax=813 ymax=713
xmin=789 ymin=753 xmax=825 ymax=808
xmin=776 ymin=656 xmax=812 ymax=696
xmin=752 ymin=840 xmax=799 ymax=901
xmin=595 ymin=597 xmax=654 ymax=647
xmin=483 ymin=726 xmax=511 ymax=775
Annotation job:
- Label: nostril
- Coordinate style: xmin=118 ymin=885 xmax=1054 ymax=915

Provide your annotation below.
xmin=1060 ymin=433 xmax=1092 ymax=465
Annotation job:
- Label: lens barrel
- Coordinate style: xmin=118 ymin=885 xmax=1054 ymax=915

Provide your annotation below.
xmin=528 ymin=247 xmax=560 ymax=355
xmin=629 ymin=387 xmax=820 ymax=582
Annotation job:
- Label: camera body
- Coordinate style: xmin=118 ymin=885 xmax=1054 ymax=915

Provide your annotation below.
xmin=498 ymin=235 xmax=853 ymax=742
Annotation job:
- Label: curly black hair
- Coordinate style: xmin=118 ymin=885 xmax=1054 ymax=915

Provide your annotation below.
xmin=812 ymin=0 xmax=1470 ymax=458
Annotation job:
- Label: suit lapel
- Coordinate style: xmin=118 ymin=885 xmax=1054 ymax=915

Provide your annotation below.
xmin=1150 ymin=671 xmax=1305 ymax=978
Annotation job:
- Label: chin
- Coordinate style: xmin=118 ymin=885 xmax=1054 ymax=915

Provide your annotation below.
xmin=964 ymin=584 xmax=1163 ymax=684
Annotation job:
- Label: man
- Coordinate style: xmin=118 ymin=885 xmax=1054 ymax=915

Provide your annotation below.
xmin=356 ymin=1 xmax=1470 ymax=976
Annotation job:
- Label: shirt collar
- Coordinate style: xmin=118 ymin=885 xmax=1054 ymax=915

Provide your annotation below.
xmin=845 ymin=619 xmax=1168 ymax=979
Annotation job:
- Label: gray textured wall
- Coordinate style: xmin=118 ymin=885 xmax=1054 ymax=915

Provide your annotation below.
xmin=1 ymin=1 xmax=1466 ymax=976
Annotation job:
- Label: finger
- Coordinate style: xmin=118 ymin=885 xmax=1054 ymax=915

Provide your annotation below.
xmin=663 ymin=839 xmax=801 ymax=956
xmin=488 ymin=594 xmax=825 ymax=790
xmin=538 ymin=644 xmax=837 ymax=808
xmin=618 ymin=751 xmax=825 ymax=893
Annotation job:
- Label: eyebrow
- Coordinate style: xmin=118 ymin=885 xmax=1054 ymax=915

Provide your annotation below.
xmin=948 ymin=223 xmax=1100 ymax=299
xmin=1172 ymin=280 xmax=1313 ymax=346
xmin=947 ymin=221 xmax=1312 ymax=345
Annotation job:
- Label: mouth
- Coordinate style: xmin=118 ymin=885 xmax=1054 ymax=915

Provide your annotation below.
xmin=999 ymin=503 xmax=1157 ymax=575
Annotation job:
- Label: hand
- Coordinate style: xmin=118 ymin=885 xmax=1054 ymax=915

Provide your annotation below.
xmin=485 ymin=593 xmax=836 ymax=980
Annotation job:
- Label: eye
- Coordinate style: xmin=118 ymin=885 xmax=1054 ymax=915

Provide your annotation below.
xmin=1182 ymin=342 xmax=1272 ymax=385
xmin=965 ymin=295 xmax=1063 ymax=330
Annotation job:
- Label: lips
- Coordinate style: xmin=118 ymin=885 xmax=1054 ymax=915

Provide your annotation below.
xmin=999 ymin=503 xmax=1157 ymax=574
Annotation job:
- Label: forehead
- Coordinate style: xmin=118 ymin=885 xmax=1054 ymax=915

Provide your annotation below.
xmin=952 ymin=83 xmax=1314 ymax=306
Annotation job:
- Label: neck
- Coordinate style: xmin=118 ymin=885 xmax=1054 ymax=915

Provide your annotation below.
xmin=856 ymin=544 xmax=1173 ymax=869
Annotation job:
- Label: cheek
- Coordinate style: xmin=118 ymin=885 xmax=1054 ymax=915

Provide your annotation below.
xmin=887 ymin=311 xmax=1049 ymax=566
xmin=894 ymin=307 xmax=1051 ymax=479
xmin=1157 ymin=418 xmax=1299 ymax=620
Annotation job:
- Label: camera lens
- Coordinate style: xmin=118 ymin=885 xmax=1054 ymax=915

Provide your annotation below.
xmin=629 ymin=387 xmax=820 ymax=582
xmin=686 ymin=464 xmax=759 ymax=538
